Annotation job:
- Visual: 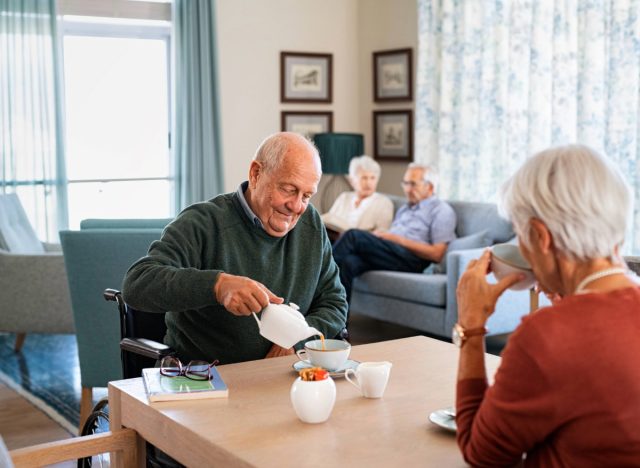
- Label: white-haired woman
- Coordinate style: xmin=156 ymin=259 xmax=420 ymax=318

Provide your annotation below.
xmin=454 ymin=145 xmax=640 ymax=466
xmin=321 ymin=155 xmax=394 ymax=241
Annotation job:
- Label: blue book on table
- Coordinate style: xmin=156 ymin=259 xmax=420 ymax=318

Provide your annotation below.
xmin=142 ymin=367 xmax=228 ymax=402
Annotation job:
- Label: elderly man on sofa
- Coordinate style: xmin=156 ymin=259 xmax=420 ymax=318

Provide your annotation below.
xmin=333 ymin=163 xmax=456 ymax=303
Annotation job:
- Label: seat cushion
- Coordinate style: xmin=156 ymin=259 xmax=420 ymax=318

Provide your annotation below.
xmin=352 ymin=271 xmax=447 ymax=307
xmin=0 ymin=194 xmax=44 ymax=253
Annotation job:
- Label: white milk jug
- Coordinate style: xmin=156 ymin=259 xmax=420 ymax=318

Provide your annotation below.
xmin=252 ymin=303 xmax=322 ymax=349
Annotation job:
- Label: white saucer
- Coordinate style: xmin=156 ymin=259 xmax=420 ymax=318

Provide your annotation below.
xmin=292 ymin=359 xmax=360 ymax=378
xmin=428 ymin=407 xmax=456 ymax=433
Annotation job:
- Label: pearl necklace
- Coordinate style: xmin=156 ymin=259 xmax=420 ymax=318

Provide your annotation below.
xmin=574 ymin=267 xmax=627 ymax=294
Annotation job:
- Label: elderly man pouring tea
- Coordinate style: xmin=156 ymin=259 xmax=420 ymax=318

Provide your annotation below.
xmin=454 ymin=145 xmax=640 ymax=466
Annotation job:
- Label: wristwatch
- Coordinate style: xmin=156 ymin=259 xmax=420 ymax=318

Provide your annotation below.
xmin=452 ymin=323 xmax=488 ymax=348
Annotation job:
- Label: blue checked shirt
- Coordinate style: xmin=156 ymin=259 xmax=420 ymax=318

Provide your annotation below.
xmin=390 ymin=196 xmax=457 ymax=245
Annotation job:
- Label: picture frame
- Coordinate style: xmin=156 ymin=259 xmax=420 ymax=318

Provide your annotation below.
xmin=281 ymin=111 xmax=333 ymax=140
xmin=373 ymin=110 xmax=413 ymax=161
xmin=280 ymin=51 xmax=333 ymax=103
xmin=373 ymin=48 xmax=413 ymax=102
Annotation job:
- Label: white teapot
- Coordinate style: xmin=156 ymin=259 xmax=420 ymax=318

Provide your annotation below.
xmin=252 ymin=303 xmax=322 ymax=349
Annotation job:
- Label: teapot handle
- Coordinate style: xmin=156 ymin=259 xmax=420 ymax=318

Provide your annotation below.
xmin=251 ymin=312 xmax=261 ymax=329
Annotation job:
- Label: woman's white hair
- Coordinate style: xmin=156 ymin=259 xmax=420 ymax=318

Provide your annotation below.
xmin=408 ymin=163 xmax=438 ymax=192
xmin=348 ymin=155 xmax=381 ymax=179
xmin=254 ymin=132 xmax=321 ymax=174
xmin=499 ymin=144 xmax=632 ymax=261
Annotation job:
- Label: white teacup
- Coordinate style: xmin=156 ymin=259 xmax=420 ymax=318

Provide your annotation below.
xmin=345 ymin=361 xmax=392 ymax=399
xmin=295 ymin=339 xmax=351 ymax=371
xmin=491 ymin=243 xmax=536 ymax=291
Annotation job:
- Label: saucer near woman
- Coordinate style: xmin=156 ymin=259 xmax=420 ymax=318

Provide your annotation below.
xmin=454 ymin=145 xmax=640 ymax=466
xmin=321 ymin=155 xmax=393 ymax=241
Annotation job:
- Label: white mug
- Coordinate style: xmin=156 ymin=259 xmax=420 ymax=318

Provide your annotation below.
xmin=344 ymin=361 xmax=392 ymax=398
xmin=490 ymin=243 xmax=536 ymax=291
xmin=295 ymin=339 xmax=351 ymax=371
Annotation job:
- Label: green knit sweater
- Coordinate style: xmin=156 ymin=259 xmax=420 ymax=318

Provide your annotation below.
xmin=123 ymin=192 xmax=347 ymax=364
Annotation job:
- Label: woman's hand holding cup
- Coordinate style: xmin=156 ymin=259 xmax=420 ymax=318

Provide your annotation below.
xmin=457 ymin=249 xmax=525 ymax=328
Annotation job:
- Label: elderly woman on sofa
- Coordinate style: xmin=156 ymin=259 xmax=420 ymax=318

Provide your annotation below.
xmin=321 ymin=155 xmax=393 ymax=241
xmin=454 ymin=145 xmax=640 ymax=466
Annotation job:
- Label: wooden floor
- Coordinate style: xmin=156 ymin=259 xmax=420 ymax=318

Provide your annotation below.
xmin=0 ymin=314 xmax=505 ymax=465
xmin=0 ymin=382 xmax=76 ymax=467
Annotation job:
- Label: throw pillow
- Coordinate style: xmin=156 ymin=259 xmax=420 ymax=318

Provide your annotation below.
xmin=425 ymin=229 xmax=491 ymax=275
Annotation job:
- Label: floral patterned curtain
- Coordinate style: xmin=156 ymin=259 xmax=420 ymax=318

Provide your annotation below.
xmin=416 ymin=0 xmax=640 ymax=253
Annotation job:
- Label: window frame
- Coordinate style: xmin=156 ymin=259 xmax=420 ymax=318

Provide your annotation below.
xmin=60 ymin=15 xmax=173 ymax=205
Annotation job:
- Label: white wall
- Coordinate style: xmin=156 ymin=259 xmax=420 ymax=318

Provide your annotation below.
xmin=215 ymin=0 xmax=417 ymax=196
xmin=216 ymin=0 xmax=360 ymax=193
xmin=357 ymin=0 xmax=418 ymax=196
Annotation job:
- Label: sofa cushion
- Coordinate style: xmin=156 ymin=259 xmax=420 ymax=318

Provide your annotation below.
xmin=448 ymin=201 xmax=513 ymax=243
xmin=430 ymin=229 xmax=491 ymax=274
xmin=352 ymin=270 xmax=447 ymax=307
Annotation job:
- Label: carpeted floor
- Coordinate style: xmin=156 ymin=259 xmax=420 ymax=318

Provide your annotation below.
xmin=0 ymin=333 xmax=106 ymax=433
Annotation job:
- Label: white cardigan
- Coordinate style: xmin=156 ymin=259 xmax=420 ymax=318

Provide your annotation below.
xmin=321 ymin=192 xmax=394 ymax=232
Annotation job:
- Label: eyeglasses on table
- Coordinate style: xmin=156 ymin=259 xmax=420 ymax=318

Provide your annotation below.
xmin=159 ymin=356 xmax=219 ymax=381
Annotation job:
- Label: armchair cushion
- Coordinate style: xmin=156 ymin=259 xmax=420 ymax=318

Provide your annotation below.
xmin=0 ymin=194 xmax=44 ymax=254
xmin=80 ymin=218 xmax=171 ymax=230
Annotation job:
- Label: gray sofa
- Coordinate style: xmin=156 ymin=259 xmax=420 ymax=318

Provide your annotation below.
xmin=350 ymin=195 xmax=538 ymax=339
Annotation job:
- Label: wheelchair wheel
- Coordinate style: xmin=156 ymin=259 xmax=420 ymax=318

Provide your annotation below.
xmin=77 ymin=397 xmax=110 ymax=468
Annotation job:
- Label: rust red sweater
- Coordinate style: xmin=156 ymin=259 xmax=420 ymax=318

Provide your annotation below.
xmin=457 ymin=287 xmax=640 ymax=467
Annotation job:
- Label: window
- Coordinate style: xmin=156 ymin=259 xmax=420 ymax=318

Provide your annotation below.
xmin=62 ymin=17 xmax=172 ymax=228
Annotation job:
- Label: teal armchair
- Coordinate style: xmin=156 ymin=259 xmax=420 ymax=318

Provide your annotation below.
xmin=59 ymin=218 xmax=170 ymax=429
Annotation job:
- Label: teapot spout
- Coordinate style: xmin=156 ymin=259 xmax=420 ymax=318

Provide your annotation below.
xmin=306 ymin=327 xmax=323 ymax=340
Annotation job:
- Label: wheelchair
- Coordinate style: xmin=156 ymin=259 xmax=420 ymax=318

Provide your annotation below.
xmin=78 ymin=289 xmax=177 ymax=468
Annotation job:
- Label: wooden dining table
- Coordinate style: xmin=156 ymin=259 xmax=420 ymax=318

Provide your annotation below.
xmin=108 ymin=335 xmax=501 ymax=467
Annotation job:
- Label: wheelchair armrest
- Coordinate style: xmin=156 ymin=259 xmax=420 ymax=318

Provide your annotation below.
xmin=103 ymin=288 xmax=120 ymax=301
xmin=120 ymin=337 xmax=175 ymax=361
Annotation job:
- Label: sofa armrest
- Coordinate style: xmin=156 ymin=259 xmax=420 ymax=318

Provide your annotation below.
xmin=445 ymin=248 xmax=485 ymax=333
xmin=43 ymin=242 xmax=62 ymax=252
xmin=0 ymin=250 xmax=74 ymax=333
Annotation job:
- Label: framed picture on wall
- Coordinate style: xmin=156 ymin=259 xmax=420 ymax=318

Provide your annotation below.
xmin=373 ymin=110 xmax=413 ymax=161
xmin=281 ymin=111 xmax=333 ymax=140
xmin=280 ymin=51 xmax=333 ymax=103
xmin=373 ymin=48 xmax=413 ymax=102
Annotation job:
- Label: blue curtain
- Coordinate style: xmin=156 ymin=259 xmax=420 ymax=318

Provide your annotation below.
xmin=416 ymin=0 xmax=640 ymax=254
xmin=172 ymin=0 xmax=223 ymax=211
xmin=0 ymin=0 xmax=68 ymax=241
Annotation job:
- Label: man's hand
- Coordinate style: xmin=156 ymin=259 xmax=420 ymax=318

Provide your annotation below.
xmin=373 ymin=230 xmax=403 ymax=244
xmin=214 ymin=272 xmax=283 ymax=316
xmin=457 ymin=249 xmax=524 ymax=328
xmin=373 ymin=230 xmax=447 ymax=263
xmin=265 ymin=344 xmax=295 ymax=358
